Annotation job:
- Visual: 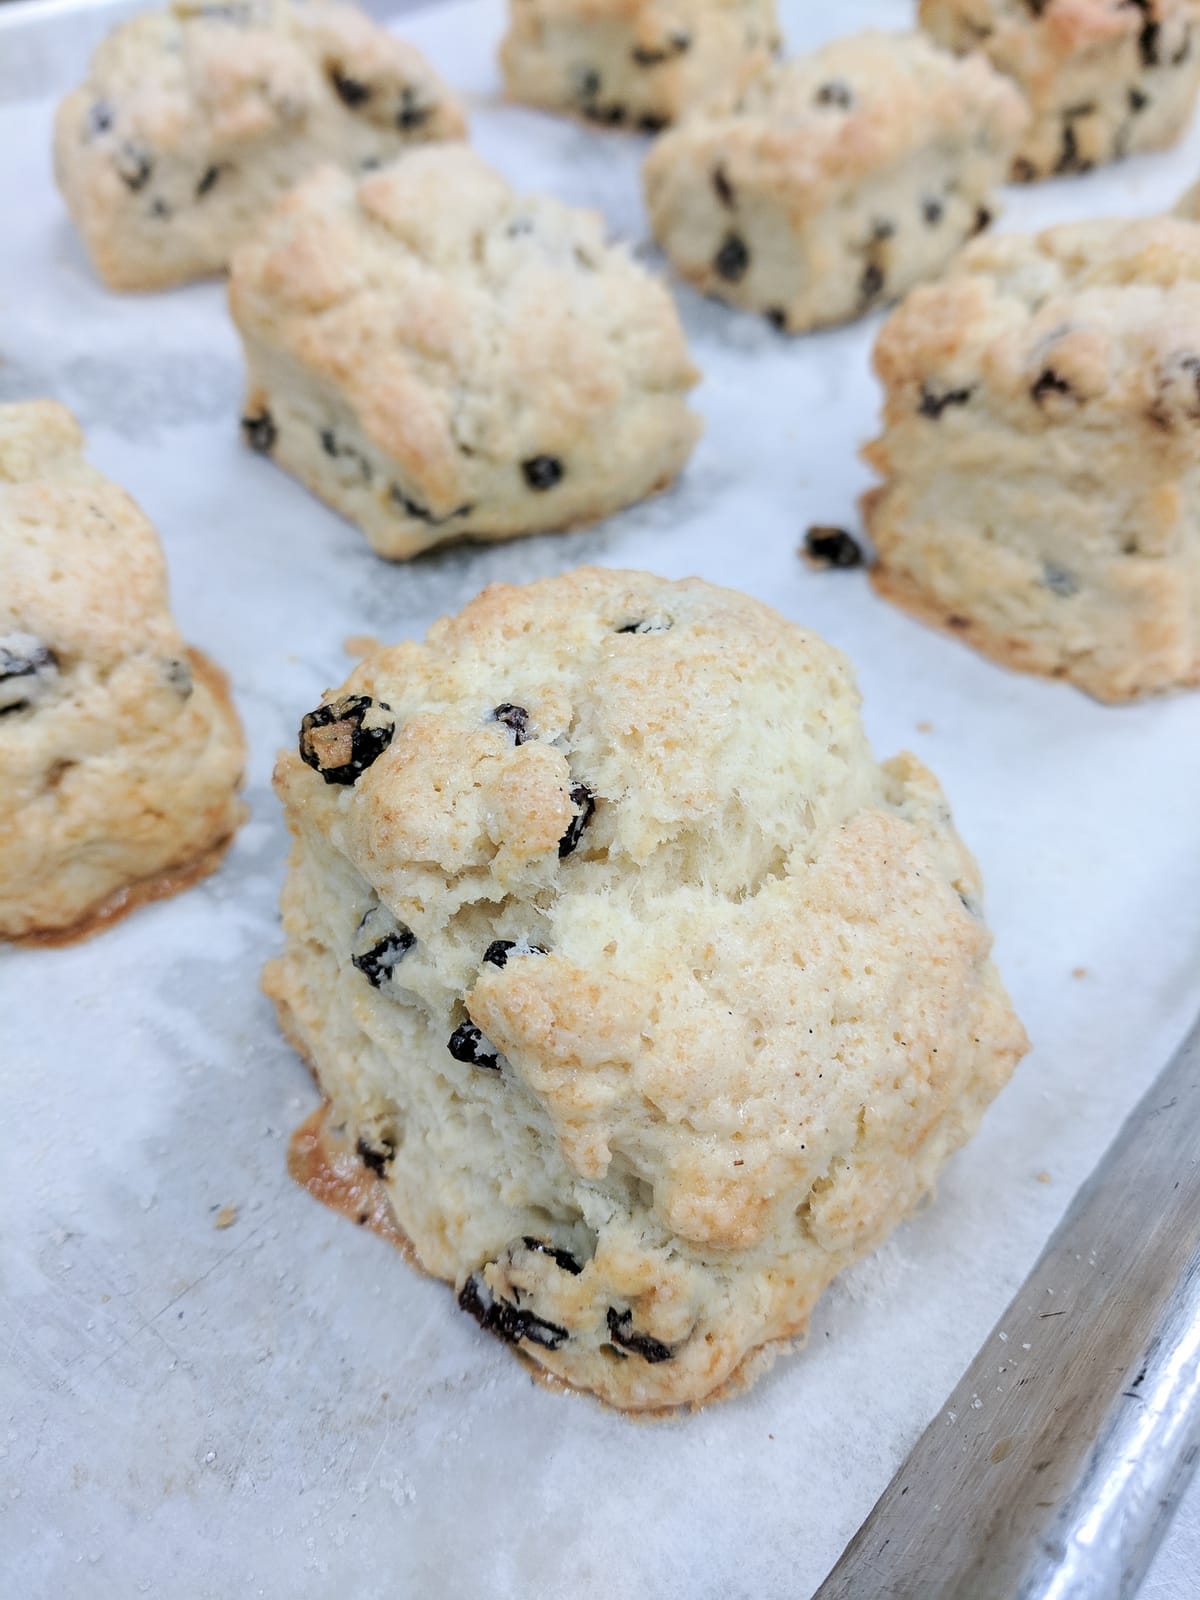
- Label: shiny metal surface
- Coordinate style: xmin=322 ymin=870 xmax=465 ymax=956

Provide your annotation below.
xmin=816 ymin=1014 xmax=1200 ymax=1600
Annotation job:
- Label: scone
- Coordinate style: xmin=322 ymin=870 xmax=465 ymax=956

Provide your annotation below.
xmin=228 ymin=146 xmax=701 ymax=560
xmin=641 ymin=31 xmax=1027 ymax=333
xmin=54 ymin=0 xmax=465 ymax=291
xmin=0 ymin=402 xmax=246 ymax=942
xmin=499 ymin=0 xmax=780 ymax=131
xmin=864 ymin=217 xmax=1200 ymax=703
xmin=264 ymin=567 xmax=1028 ymax=1412
xmin=920 ymin=0 xmax=1200 ymax=181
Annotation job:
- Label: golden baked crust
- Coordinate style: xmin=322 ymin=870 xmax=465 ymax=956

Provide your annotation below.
xmin=0 ymin=401 xmax=246 ymax=940
xmin=920 ymin=0 xmax=1200 ymax=179
xmin=264 ymin=567 xmax=1027 ymax=1410
xmin=642 ymin=30 xmax=1027 ymax=331
xmin=227 ymin=145 xmax=701 ymax=558
xmin=500 ymin=0 xmax=779 ymax=129
xmin=864 ymin=217 xmax=1200 ymax=703
xmin=54 ymin=0 xmax=466 ymax=290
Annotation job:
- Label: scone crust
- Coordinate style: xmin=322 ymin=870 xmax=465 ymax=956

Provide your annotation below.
xmin=0 ymin=401 xmax=246 ymax=940
xmin=265 ymin=567 xmax=1027 ymax=1410
xmin=228 ymin=146 xmax=701 ymax=558
xmin=864 ymin=217 xmax=1200 ymax=702
xmin=642 ymin=31 xmax=1027 ymax=332
xmin=500 ymin=0 xmax=780 ymax=129
xmin=54 ymin=0 xmax=466 ymax=290
xmin=920 ymin=0 xmax=1200 ymax=179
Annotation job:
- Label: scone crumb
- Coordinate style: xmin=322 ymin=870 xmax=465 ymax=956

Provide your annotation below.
xmin=1035 ymin=1171 xmax=1052 ymax=1185
xmin=916 ymin=720 xmax=935 ymax=735
xmin=213 ymin=1205 xmax=238 ymax=1230
xmin=1071 ymin=966 xmax=1088 ymax=980
xmin=344 ymin=634 xmax=383 ymax=659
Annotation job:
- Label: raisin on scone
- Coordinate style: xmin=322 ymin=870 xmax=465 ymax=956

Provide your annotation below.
xmin=228 ymin=146 xmax=701 ymax=560
xmin=54 ymin=0 xmax=465 ymax=291
xmin=641 ymin=31 xmax=1027 ymax=334
xmin=864 ymin=217 xmax=1200 ymax=703
xmin=499 ymin=0 xmax=780 ymax=131
xmin=0 ymin=402 xmax=246 ymax=941
xmin=264 ymin=568 xmax=1028 ymax=1412
xmin=920 ymin=0 xmax=1200 ymax=181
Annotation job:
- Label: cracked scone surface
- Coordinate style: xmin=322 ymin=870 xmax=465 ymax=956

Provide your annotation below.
xmin=920 ymin=0 xmax=1200 ymax=180
xmin=54 ymin=0 xmax=465 ymax=290
xmin=263 ymin=567 xmax=1028 ymax=1411
xmin=864 ymin=217 xmax=1200 ymax=704
xmin=228 ymin=146 xmax=701 ymax=560
xmin=0 ymin=402 xmax=246 ymax=941
xmin=499 ymin=0 xmax=780 ymax=130
xmin=642 ymin=31 xmax=1027 ymax=333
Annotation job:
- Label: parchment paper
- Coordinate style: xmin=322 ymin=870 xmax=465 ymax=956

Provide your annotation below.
xmin=3 ymin=3 xmax=1200 ymax=1595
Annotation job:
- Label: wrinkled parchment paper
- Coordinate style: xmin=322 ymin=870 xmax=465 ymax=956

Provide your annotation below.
xmin=3 ymin=2 xmax=1200 ymax=1594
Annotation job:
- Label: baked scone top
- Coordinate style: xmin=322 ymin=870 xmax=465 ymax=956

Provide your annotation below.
xmin=920 ymin=0 xmax=1199 ymax=72
xmin=1 ymin=402 xmax=183 ymax=677
xmin=64 ymin=0 xmax=464 ymax=163
xmin=229 ymin=146 xmax=699 ymax=517
xmin=277 ymin=568 xmax=1026 ymax=1253
xmin=873 ymin=216 xmax=1200 ymax=438
xmin=645 ymin=31 xmax=1027 ymax=192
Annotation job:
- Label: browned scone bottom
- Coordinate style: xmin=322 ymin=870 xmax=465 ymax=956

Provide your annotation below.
xmin=264 ymin=567 xmax=1027 ymax=1411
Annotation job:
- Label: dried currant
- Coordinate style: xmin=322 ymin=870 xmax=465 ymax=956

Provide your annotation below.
xmin=447 ymin=1022 xmax=500 ymax=1071
xmin=521 ymin=1237 xmax=583 ymax=1275
xmin=558 ymin=783 xmax=595 ymax=859
xmin=712 ymin=164 xmax=735 ymax=208
xmin=390 ymin=485 xmax=473 ymax=524
xmin=1041 ymin=562 xmax=1079 ymax=598
xmin=163 ymin=656 xmax=194 ymax=696
xmin=242 ymin=410 xmax=276 ymax=452
xmin=86 ymin=101 xmax=113 ymax=138
xmin=492 ymin=703 xmax=530 ymax=743
xmin=815 ymin=80 xmax=853 ymax=109
xmin=195 ymin=164 xmax=223 ymax=198
xmin=397 ymin=87 xmax=431 ymax=129
xmin=115 ymin=142 xmax=153 ymax=192
xmin=355 ymin=1135 xmax=395 ymax=1177
xmin=918 ymin=384 xmax=974 ymax=419
xmin=606 ymin=1307 xmax=673 ymax=1363
xmin=353 ymin=926 xmax=416 ymax=987
xmin=1031 ymin=369 xmax=1073 ymax=404
xmin=330 ymin=67 xmax=371 ymax=107
xmin=458 ymin=1274 xmax=568 ymax=1350
xmin=522 ymin=456 xmax=563 ymax=491
xmin=0 ymin=635 xmax=59 ymax=715
xmin=714 ymin=233 xmax=749 ymax=282
xmin=483 ymin=939 xmax=546 ymax=968
xmin=804 ymin=526 xmax=864 ymax=569
xmin=298 ymin=693 xmax=394 ymax=786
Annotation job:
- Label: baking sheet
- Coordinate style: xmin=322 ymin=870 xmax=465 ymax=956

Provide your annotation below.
xmin=3 ymin=1 xmax=1200 ymax=1595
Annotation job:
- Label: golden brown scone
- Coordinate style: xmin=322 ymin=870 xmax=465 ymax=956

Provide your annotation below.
xmin=227 ymin=145 xmax=701 ymax=560
xmin=54 ymin=0 xmax=465 ymax=291
xmin=0 ymin=401 xmax=246 ymax=942
xmin=264 ymin=567 xmax=1028 ymax=1412
xmin=920 ymin=0 xmax=1200 ymax=181
xmin=500 ymin=0 xmax=780 ymax=131
xmin=642 ymin=30 xmax=1027 ymax=333
xmin=864 ymin=216 xmax=1200 ymax=703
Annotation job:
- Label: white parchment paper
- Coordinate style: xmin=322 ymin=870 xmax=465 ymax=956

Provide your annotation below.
xmin=3 ymin=2 xmax=1200 ymax=1595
